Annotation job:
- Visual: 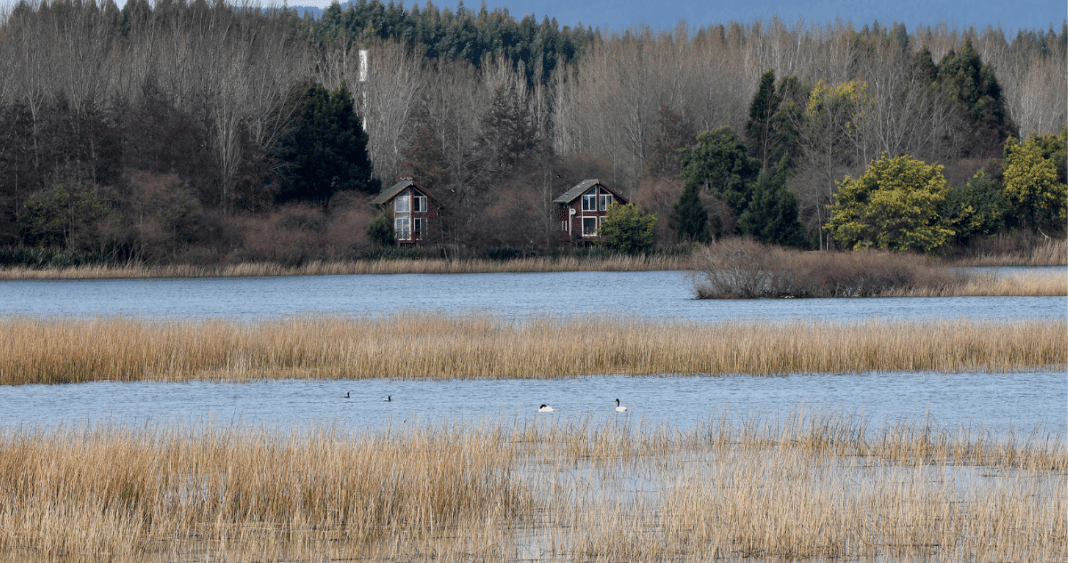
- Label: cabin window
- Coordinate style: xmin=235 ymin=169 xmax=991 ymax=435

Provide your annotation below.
xmin=582 ymin=191 xmax=597 ymax=211
xmin=413 ymin=217 xmax=424 ymax=239
xmin=395 ymin=217 xmax=411 ymax=241
xmin=599 ymin=194 xmax=613 ymax=211
xmin=582 ymin=217 xmax=598 ymax=237
xmin=394 ymin=195 xmax=410 ymax=213
xmin=561 ymin=220 xmax=569 ymax=232
xmin=413 ymin=195 xmax=427 ymax=213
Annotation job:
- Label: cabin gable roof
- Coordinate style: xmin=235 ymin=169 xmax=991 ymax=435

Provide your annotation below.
xmin=552 ymin=179 xmax=627 ymax=205
xmin=372 ymin=178 xmax=437 ymax=206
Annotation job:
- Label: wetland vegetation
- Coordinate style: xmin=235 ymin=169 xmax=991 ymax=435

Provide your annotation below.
xmin=0 ymin=411 xmax=1063 ymax=562
xmin=1 ymin=313 xmax=1063 ymax=385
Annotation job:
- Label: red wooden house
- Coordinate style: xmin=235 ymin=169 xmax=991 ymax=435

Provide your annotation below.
xmin=553 ymin=179 xmax=628 ymax=242
xmin=372 ymin=178 xmax=441 ymax=244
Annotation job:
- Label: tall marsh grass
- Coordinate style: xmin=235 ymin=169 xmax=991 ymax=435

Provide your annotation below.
xmin=0 ymin=314 xmax=1063 ymax=384
xmin=0 ymin=254 xmax=684 ymax=280
xmin=1 ymin=411 xmax=1063 ymax=562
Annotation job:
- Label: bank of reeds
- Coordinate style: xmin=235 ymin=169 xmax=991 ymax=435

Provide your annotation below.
xmin=1 ymin=314 xmax=1063 ymax=384
xmin=949 ymin=237 xmax=1068 ymax=267
xmin=691 ymin=238 xmax=1066 ymax=298
xmin=1 ymin=411 xmax=1063 ymax=562
xmin=0 ymin=254 xmax=684 ymax=280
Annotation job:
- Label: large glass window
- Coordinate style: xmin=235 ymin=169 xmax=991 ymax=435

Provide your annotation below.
xmin=582 ymin=217 xmax=598 ymax=237
xmin=413 ymin=195 xmax=427 ymax=213
xmin=394 ymin=195 xmax=410 ymax=213
xmin=395 ymin=217 xmax=411 ymax=240
xmin=599 ymin=194 xmax=613 ymax=211
xmin=582 ymin=191 xmax=597 ymax=211
xmin=413 ymin=218 xmax=424 ymax=239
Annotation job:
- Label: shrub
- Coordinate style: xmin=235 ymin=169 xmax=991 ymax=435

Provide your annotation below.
xmin=690 ymin=238 xmax=965 ymax=298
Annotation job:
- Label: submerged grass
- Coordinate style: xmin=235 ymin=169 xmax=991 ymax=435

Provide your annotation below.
xmin=0 ymin=410 xmax=1063 ymax=562
xmin=0 ymin=314 xmax=1063 ymax=384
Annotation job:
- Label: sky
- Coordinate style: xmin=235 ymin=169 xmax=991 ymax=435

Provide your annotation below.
xmin=0 ymin=0 xmax=1062 ymax=35
xmin=282 ymin=0 xmax=1064 ymax=36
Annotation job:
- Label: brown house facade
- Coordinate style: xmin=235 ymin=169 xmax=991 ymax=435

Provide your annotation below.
xmin=372 ymin=178 xmax=440 ymax=244
xmin=553 ymin=179 xmax=628 ymax=242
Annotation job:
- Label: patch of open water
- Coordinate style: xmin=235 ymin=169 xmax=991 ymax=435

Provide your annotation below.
xmin=1 ymin=370 xmax=1062 ymax=438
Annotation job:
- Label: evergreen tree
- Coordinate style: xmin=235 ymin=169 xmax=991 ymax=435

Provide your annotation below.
xmin=738 ymin=162 xmax=806 ymax=248
xmin=277 ymin=81 xmax=379 ymax=204
xmin=673 ymin=182 xmax=709 ymax=242
xmin=679 ymin=127 xmax=761 ymax=225
xmin=746 ymin=69 xmax=781 ymax=172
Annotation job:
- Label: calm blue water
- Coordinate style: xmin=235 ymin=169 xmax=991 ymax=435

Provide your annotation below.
xmin=0 ymin=371 xmax=1062 ymax=437
xmin=0 ymin=269 xmax=1064 ymax=436
xmin=0 ymin=270 xmax=1064 ymax=321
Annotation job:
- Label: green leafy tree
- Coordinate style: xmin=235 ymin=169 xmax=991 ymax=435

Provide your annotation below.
xmin=738 ymin=163 xmax=806 ymax=248
xmin=367 ymin=212 xmax=395 ymax=246
xmin=679 ymin=127 xmax=761 ymax=221
xmin=1002 ymin=133 xmax=1068 ymax=234
xmin=673 ymin=182 xmax=709 ymax=243
xmin=277 ymin=81 xmax=379 ymax=204
xmin=20 ymin=173 xmax=112 ymax=251
xmin=826 ymin=153 xmax=954 ymax=253
xmin=940 ymin=170 xmax=1006 ymax=244
xmin=598 ymin=202 xmax=656 ymax=254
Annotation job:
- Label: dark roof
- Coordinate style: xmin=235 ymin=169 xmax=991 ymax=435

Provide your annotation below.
xmin=552 ymin=179 xmax=627 ymax=204
xmin=372 ymin=178 xmax=433 ymax=206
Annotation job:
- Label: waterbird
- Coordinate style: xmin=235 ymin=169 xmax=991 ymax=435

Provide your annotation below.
xmin=384 ymin=395 xmax=391 ymax=402
xmin=539 ymin=404 xmax=555 ymax=413
xmin=345 ymin=392 xmax=350 ymax=399
xmin=615 ymin=398 xmax=627 ymax=412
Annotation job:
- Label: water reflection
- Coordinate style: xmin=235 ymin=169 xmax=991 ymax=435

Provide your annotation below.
xmin=2 ymin=371 xmax=1062 ymax=437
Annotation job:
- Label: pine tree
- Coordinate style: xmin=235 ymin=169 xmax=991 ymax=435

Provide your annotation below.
xmin=277 ymin=81 xmax=379 ymax=204
xmin=673 ymin=182 xmax=709 ymax=243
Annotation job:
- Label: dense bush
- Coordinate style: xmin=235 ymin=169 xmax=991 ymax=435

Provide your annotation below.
xmin=690 ymin=238 xmax=965 ymax=298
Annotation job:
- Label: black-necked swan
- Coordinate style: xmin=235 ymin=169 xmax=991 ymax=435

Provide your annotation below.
xmin=615 ymin=398 xmax=627 ymax=412
xmin=345 ymin=392 xmax=350 ymax=399
xmin=539 ymin=404 xmax=555 ymax=413
xmin=384 ymin=395 xmax=391 ymax=402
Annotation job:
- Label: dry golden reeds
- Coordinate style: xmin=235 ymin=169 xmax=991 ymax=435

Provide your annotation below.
xmin=0 ymin=314 xmax=1063 ymax=384
xmin=0 ymin=411 xmax=1063 ymax=562
xmin=0 ymin=254 xmax=684 ymax=280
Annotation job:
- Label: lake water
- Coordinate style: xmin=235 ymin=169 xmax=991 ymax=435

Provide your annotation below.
xmin=0 ymin=269 xmax=1064 ymax=321
xmin=1 ymin=269 xmax=1065 ymax=437
xmin=0 ymin=370 xmax=1063 ymax=437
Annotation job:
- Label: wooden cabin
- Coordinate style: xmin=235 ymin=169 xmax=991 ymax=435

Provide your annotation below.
xmin=372 ymin=178 xmax=441 ymax=244
xmin=553 ymin=179 xmax=628 ymax=242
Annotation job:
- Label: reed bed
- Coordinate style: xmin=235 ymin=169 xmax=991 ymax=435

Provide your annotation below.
xmin=0 ymin=254 xmax=683 ymax=280
xmin=903 ymin=269 xmax=1066 ymax=296
xmin=0 ymin=314 xmax=1064 ymax=384
xmin=949 ymin=237 xmax=1068 ymax=267
xmin=0 ymin=410 xmax=1063 ymax=562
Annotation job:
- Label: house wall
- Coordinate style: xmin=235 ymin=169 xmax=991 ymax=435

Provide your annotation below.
xmin=557 ymin=184 xmax=621 ymax=242
xmin=391 ymin=187 xmax=438 ymax=244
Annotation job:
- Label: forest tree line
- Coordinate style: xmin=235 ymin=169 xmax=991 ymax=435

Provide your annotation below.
xmin=0 ymin=0 xmax=1064 ymax=265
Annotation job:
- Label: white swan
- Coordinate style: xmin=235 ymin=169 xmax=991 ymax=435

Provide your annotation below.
xmin=615 ymin=398 xmax=627 ymax=412
xmin=538 ymin=404 xmax=555 ymax=413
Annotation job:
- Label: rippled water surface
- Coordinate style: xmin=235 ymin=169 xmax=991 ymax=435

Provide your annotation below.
xmin=1 ymin=371 xmax=1063 ymax=437
xmin=0 ymin=269 xmax=1064 ymax=320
